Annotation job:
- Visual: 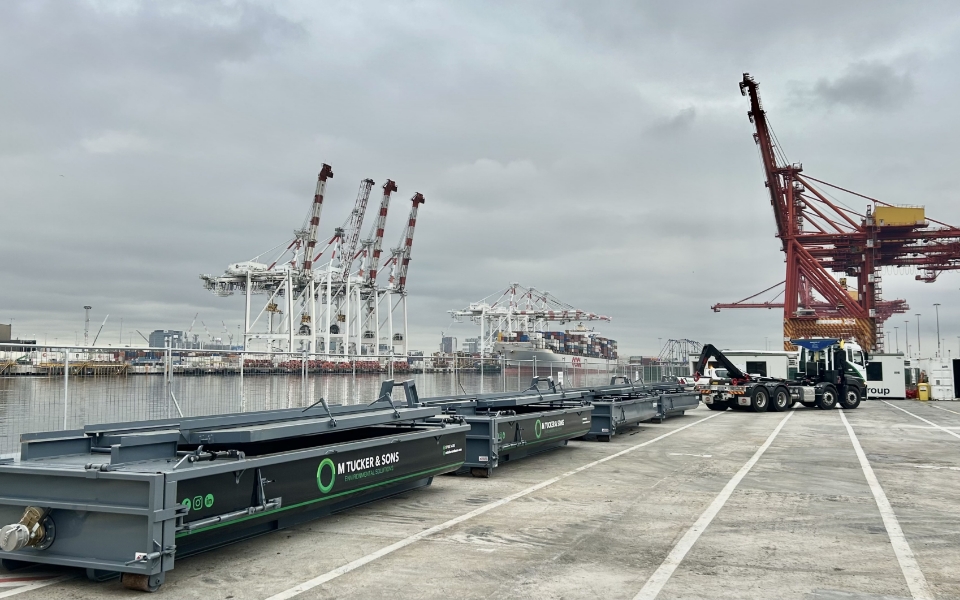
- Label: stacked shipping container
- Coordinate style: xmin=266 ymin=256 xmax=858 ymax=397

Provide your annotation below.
xmin=539 ymin=330 xmax=617 ymax=360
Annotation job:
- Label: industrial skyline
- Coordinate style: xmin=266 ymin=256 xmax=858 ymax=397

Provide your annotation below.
xmin=1 ymin=1 xmax=959 ymax=357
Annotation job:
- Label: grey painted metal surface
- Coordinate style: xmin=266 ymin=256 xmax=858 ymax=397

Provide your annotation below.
xmin=0 ymin=377 xmax=701 ymax=590
xmin=456 ymin=404 xmax=594 ymax=477
xmin=424 ymin=377 xmax=594 ymax=477
xmin=579 ymin=377 xmax=700 ymax=440
xmin=656 ymin=389 xmax=700 ymax=419
xmin=0 ymin=381 xmax=468 ymax=591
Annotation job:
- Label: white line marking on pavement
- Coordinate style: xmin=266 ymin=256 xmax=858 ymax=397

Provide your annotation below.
xmin=668 ymin=453 xmax=712 ymax=458
xmin=883 ymin=400 xmax=960 ymax=441
xmin=0 ymin=575 xmax=73 ymax=599
xmin=631 ymin=410 xmax=795 ymax=600
xmin=929 ymin=404 xmax=960 ymax=417
xmin=840 ymin=409 xmax=934 ymax=600
xmin=892 ymin=424 xmax=960 ymax=430
xmin=263 ymin=412 xmax=725 ymax=600
xmin=914 ymin=464 xmax=960 ymax=471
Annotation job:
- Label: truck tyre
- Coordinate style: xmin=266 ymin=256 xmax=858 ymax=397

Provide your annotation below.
xmin=770 ymin=386 xmax=790 ymax=412
xmin=840 ymin=387 xmax=862 ymax=410
xmin=817 ymin=385 xmax=838 ymax=410
xmin=749 ymin=387 xmax=769 ymax=412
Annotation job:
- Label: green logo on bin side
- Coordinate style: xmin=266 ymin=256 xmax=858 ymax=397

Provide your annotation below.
xmin=534 ymin=419 xmax=542 ymax=439
xmin=182 ymin=494 xmax=214 ymax=511
xmin=317 ymin=458 xmax=336 ymax=494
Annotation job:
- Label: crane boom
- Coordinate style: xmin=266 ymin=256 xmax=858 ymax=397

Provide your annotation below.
xmin=361 ymin=180 xmax=396 ymax=287
xmin=301 ymin=164 xmax=334 ymax=274
xmin=387 ymin=193 xmax=425 ymax=293
xmin=201 ymin=321 xmax=210 ymax=341
xmin=740 ymin=74 xmax=792 ymax=247
xmin=338 ymin=178 xmax=374 ymax=279
xmin=91 ymin=315 xmax=109 ymax=347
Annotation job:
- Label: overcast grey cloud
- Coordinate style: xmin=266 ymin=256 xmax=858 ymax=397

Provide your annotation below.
xmin=1 ymin=0 xmax=959 ymax=356
xmin=798 ymin=61 xmax=915 ymax=110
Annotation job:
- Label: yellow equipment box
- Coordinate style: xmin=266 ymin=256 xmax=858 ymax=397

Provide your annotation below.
xmin=875 ymin=206 xmax=925 ymax=226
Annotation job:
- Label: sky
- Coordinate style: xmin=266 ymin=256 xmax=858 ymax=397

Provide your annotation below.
xmin=1 ymin=0 xmax=959 ymax=358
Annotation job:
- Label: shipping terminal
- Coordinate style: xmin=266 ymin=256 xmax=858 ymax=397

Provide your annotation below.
xmin=1 ymin=70 xmax=960 ymax=600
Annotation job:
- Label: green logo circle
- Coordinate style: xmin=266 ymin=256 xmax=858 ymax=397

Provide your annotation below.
xmin=534 ymin=419 xmax=542 ymax=439
xmin=317 ymin=458 xmax=336 ymax=494
xmin=204 ymin=493 xmax=214 ymax=508
xmin=181 ymin=498 xmax=191 ymax=510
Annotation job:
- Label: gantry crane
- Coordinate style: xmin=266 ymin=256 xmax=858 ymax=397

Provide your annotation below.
xmin=200 ymin=166 xmax=426 ymax=358
xmin=713 ymin=74 xmax=960 ymax=351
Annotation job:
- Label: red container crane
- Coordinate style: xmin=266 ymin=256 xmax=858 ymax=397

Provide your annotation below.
xmin=713 ymin=74 xmax=960 ymax=351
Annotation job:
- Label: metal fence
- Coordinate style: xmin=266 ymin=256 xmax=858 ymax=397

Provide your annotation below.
xmin=612 ymin=362 xmax=692 ymax=384
xmin=0 ymin=344 xmax=620 ymax=456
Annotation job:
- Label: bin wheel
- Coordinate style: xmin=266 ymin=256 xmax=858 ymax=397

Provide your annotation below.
xmin=749 ymin=387 xmax=769 ymax=412
xmin=817 ymin=385 xmax=839 ymax=410
xmin=706 ymin=401 xmax=727 ymax=411
xmin=770 ymin=387 xmax=790 ymax=412
xmin=597 ymin=434 xmax=611 ymax=442
xmin=469 ymin=467 xmax=491 ymax=478
xmin=121 ymin=573 xmax=162 ymax=593
xmin=840 ymin=387 xmax=862 ymax=410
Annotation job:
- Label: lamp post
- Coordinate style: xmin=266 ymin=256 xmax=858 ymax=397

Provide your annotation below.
xmin=915 ymin=314 xmax=921 ymax=359
xmin=905 ymin=320 xmax=910 ymax=358
xmin=893 ymin=327 xmax=899 ymax=353
xmin=933 ymin=303 xmax=941 ymax=358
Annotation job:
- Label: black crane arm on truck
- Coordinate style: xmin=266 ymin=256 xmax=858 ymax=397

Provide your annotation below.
xmin=693 ymin=344 xmax=748 ymax=381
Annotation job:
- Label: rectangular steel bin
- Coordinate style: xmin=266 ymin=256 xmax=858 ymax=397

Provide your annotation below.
xmin=0 ymin=382 xmax=467 ymax=592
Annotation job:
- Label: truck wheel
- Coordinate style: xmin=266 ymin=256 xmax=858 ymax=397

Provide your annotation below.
xmin=707 ymin=400 xmax=727 ymax=411
xmin=817 ymin=385 xmax=838 ymax=410
xmin=770 ymin=387 xmax=790 ymax=412
xmin=749 ymin=387 xmax=769 ymax=412
xmin=840 ymin=387 xmax=862 ymax=409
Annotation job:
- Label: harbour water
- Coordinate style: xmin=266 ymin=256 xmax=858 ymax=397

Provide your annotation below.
xmin=0 ymin=369 xmax=615 ymax=456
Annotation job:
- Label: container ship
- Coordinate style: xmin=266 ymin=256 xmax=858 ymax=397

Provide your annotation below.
xmin=449 ymin=284 xmax=616 ymax=369
xmin=492 ymin=325 xmax=617 ymax=368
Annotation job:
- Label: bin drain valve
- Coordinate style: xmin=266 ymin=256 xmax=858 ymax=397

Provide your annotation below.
xmin=0 ymin=507 xmax=55 ymax=552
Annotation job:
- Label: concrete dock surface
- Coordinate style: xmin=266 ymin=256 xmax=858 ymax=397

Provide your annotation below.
xmin=3 ymin=400 xmax=959 ymax=599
